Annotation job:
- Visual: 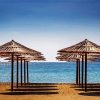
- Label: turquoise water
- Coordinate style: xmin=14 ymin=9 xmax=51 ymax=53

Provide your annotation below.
xmin=0 ymin=62 xmax=100 ymax=83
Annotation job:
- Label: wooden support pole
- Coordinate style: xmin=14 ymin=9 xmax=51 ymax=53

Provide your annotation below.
xmin=20 ymin=58 xmax=23 ymax=86
xmin=24 ymin=59 xmax=26 ymax=84
xmin=81 ymin=55 xmax=84 ymax=88
xmin=27 ymin=61 xmax=29 ymax=83
xmin=11 ymin=53 xmax=14 ymax=91
xmin=76 ymin=59 xmax=78 ymax=85
xmin=85 ymin=53 xmax=87 ymax=91
xmin=16 ymin=56 xmax=19 ymax=88
xmin=78 ymin=59 xmax=80 ymax=86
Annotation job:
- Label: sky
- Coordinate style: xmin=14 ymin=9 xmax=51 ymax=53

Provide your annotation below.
xmin=0 ymin=0 xmax=100 ymax=61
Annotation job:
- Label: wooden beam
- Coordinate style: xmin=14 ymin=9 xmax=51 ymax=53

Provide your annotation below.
xmin=76 ymin=59 xmax=78 ymax=85
xmin=20 ymin=57 xmax=23 ymax=86
xmin=85 ymin=53 xmax=87 ymax=91
xmin=78 ymin=59 xmax=80 ymax=86
xmin=11 ymin=53 xmax=14 ymax=91
xmin=27 ymin=61 xmax=29 ymax=83
xmin=81 ymin=55 xmax=84 ymax=88
xmin=24 ymin=59 xmax=26 ymax=84
xmin=16 ymin=55 xmax=19 ymax=88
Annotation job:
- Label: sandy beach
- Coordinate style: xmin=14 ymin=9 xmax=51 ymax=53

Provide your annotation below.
xmin=0 ymin=83 xmax=100 ymax=100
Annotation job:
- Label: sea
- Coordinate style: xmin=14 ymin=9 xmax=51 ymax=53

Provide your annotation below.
xmin=0 ymin=62 xmax=100 ymax=83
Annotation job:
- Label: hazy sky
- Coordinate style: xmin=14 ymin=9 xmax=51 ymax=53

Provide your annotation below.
xmin=0 ymin=0 xmax=100 ymax=61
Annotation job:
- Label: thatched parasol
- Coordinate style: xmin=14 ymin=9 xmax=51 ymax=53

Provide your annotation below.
xmin=57 ymin=39 xmax=100 ymax=91
xmin=0 ymin=40 xmax=45 ymax=91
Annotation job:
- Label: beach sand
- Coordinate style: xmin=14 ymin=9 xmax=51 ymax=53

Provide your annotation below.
xmin=0 ymin=83 xmax=100 ymax=100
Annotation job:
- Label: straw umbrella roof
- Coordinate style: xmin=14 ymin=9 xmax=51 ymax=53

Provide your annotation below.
xmin=33 ymin=56 xmax=46 ymax=61
xmin=57 ymin=39 xmax=100 ymax=61
xmin=58 ymin=39 xmax=100 ymax=54
xmin=4 ymin=54 xmax=46 ymax=61
xmin=28 ymin=55 xmax=45 ymax=61
xmin=0 ymin=40 xmax=42 ymax=57
xmin=21 ymin=55 xmax=46 ymax=61
xmin=56 ymin=53 xmax=100 ymax=62
xmin=56 ymin=53 xmax=80 ymax=60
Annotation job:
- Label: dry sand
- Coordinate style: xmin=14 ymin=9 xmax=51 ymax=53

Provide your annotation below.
xmin=0 ymin=83 xmax=100 ymax=100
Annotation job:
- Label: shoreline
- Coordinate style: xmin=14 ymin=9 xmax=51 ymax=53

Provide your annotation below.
xmin=0 ymin=82 xmax=100 ymax=84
